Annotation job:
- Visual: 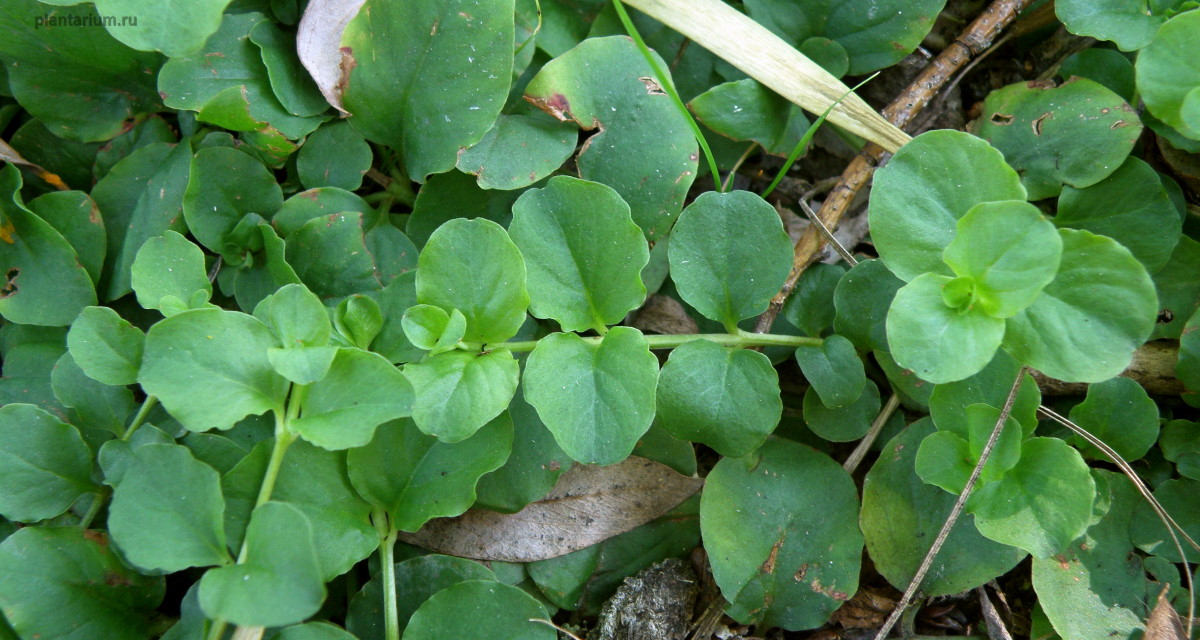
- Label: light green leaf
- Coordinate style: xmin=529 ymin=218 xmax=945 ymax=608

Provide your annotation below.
xmin=794 ymin=334 xmax=865 ymax=408
xmin=109 ymin=443 xmax=230 ymax=572
xmin=372 ymin=272 xmax=425 ymax=365
xmin=402 ymin=305 xmax=467 ymax=356
xmin=403 ymin=580 xmax=553 ymax=640
xmin=416 ymin=218 xmax=529 ymax=344
xmin=139 ymin=308 xmax=290 ymax=431
xmin=94 ymin=0 xmax=232 ymax=57
xmin=199 ymin=502 xmax=325 ymax=627
xmin=340 ymin=0 xmax=515 ymax=181
xmin=67 ymin=306 xmax=145 ymax=386
xmin=802 ymin=378 xmax=881 ymax=442
xmin=0 ymin=404 xmax=96 ymax=522
xmin=1069 ymin=377 xmax=1160 ymax=462
xmin=347 ymin=416 xmax=512 ymax=532
xmin=334 ymin=295 xmax=383 ymax=349
xmin=702 ymin=439 xmax=862 ymax=630
xmin=457 ymin=112 xmax=577 ymax=190
xmin=1003 ymin=229 xmax=1157 ymax=383
xmin=269 ymin=622 xmax=357 ymax=640
xmin=403 ymin=349 xmax=519 ymax=443
xmin=942 ymin=201 xmax=1062 ymax=318
xmin=916 ymin=404 xmax=1022 ymax=494
xmin=869 ymin=130 xmax=1025 ymax=281
xmin=524 ymin=36 xmax=697 ymax=240
xmin=509 ymin=176 xmax=648 ymax=332
xmin=291 ymin=348 xmax=414 ymax=450
xmin=1055 ymin=0 xmax=1185 ymax=51
xmin=655 ymin=340 xmax=781 ymax=457
xmin=253 ymin=283 xmax=331 ymax=348
xmin=914 ymin=431 xmax=975 ymax=495
xmin=523 ymin=327 xmax=659 ymax=465
xmin=669 ymin=191 xmax=793 ymax=328
xmin=131 ymin=230 xmax=213 ymax=316
xmin=1136 ymin=10 xmax=1200 ymax=141
xmin=887 ymin=273 xmax=1006 ymax=383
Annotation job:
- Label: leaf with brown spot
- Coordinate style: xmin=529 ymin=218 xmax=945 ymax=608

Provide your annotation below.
xmin=296 ymin=0 xmax=367 ymax=114
xmin=397 ymin=456 xmax=702 ymax=562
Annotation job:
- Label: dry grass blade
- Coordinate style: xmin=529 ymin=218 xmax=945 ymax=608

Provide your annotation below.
xmin=1146 ymin=585 xmax=1188 ymax=640
xmin=843 ymin=393 xmax=900 ymax=474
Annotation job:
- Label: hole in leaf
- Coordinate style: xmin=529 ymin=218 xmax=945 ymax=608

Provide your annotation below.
xmin=1 ymin=267 xmax=18 ymax=298
xmin=990 ymin=113 xmax=1014 ymax=125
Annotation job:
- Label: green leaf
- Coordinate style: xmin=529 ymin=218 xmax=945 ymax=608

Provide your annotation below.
xmin=287 ymin=213 xmax=413 ymax=300
xmin=406 ymin=170 xmax=518 ymax=249
xmin=403 ymin=349 xmax=518 ymax=443
xmin=1068 ymin=377 xmax=1160 ymax=462
xmin=27 ymin=190 xmax=106 ymax=286
xmin=131 ymin=230 xmax=213 ymax=316
xmin=802 ymin=378 xmax=881 ymax=443
xmin=273 ymin=187 xmax=376 ymax=237
xmin=928 ymin=350 xmax=1042 ymax=437
xmin=139 ymin=308 xmax=290 ymax=431
xmin=794 ymin=334 xmax=865 ymax=408
xmin=416 ymin=218 xmax=529 ymax=344
xmin=862 ymin=419 xmax=1025 ymax=595
xmin=913 ymin=431 xmax=974 ymax=495
xmin=340 ymin=0 xmax=515 ymax=181
xmin=0 ymin=404 xmax=96 ymax=522
xmin=869 ymin=130 xmax=1026 ymax=281
xmin=403 ymin=580 xmax=553 ymax=640
xmin=743 ymin=0 xmax=944 ymax=75
xmin=974 ymin=78 xmax=1142 ymax=200
xmin=0 ymin=0 xmax=162 ymax=142
xmin=509 ymin=176 xmax=648 ymax=332
xmin=833 ymin=259 xmax=903 ymax=351
xmin=347 ymin=415 xmax=512 ymax=532
xmin=887 ymin=273 xmax=1006 ymax=383
xmin=942 ymin=201 xmax=1062 ymax=318
xmin=346 ymin=555 xmax=496 ymax=640
xmin=97 ymin=424 xmax=177 ymax=488
xmin=91 ymin=141 xmax=193 ymax=300
xmin=702 ymin=439 xmax=862 ymax=630
xmin=0 ymin=165 xmax=96 ymax=325
xmin=291 ymin=348 xmax=414 ymax=450
xmin=94 ymin=0 xmax=232 ymax=57
xmin=67 ymin=306 xmax=145 ymax=386
xmin=524 ymin=327 xmax=659 ymax=465
xmin=248 ymin=19 xmax=329 ymax=117
xmin=269 ymin=622 xmax=357 ymax=640
xmin=655 ymin=340 xmax=782 ymax=457
xmin=183 ymin=146 xmax=283 ymax=257
xmin=457 ymin=112 xmax=578 ymax=190
xmin=1055 ymin=0 xmax=1185 ymax=51
xmin=372 ymin=272 xmax=425 ymax=365
xmin=689 ymin=78 xmax=812 ymax=155
xmin=297 ymin=120 xmax=372 ymax=191
xmin=334 ymin=295 xmax=383 ymax=349
xmin=669 ymin=191 xmax=793 ymax=328
xmin=109 ymin=443 xmax=231 ymax=572
xmin=402 ymin=305 xmax=466 ymax=356
xmin=199 ymin=502 xmax=325 ymax=627
xmin=1137 ymin=10 xmax=1200 ymax=141
xmin=474 ymin=385 xmax=573 ymax=513
xmin=1056 ymin=157 xmax=1182 ymax=272
xmin=783 ymin=262 xmax=845 ymax=337
xmin=875 ymin=350 xmax=933 ymax=410
xmin=1003 ymin=229 xmax=1157 ymax=383
xmin=1152 ymin=236 xmax=1200 ymax=339
xmin=1182 ymin=309 xmax=1200 ymax=399
xmin=253 ymin=283 xmax=331 ymax=348
xmin=917 ymin=404 xmax=1022 ymax=493
xmin=970 ymin=437 xmax=1095 ymax=557
xmin=1130 ymin=478 xmax=1200 ymax=562
xmin=0 ymin=527 xmax=163 ymax=640
xmin=525 ymin=36 xmax=698 ymax=240
xmin=51 ymin=352 xmax=135 ymax=436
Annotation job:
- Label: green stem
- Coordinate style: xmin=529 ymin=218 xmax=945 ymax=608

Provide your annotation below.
xmin=78 ymin=489 xmax=108 ymax=529
xmin=374 ymin=510 xmax=400 ymax=640
xmin=612 ymin=0 xmax=722 ymax=192
xmin=488 ymin=330 xmax=821 ymax=353
xmin=122 ymin=395 xmax=158 ymax=441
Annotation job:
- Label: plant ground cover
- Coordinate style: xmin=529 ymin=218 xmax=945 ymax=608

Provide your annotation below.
xmin=1 ymin=0 xmax=1200 ymax=639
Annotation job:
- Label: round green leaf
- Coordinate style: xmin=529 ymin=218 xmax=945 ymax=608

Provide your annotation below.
xmin=701 ymin=438 xmax=862 ymax=630
xmin=928 ymin=350 xmax=1042 ymax=437
xmin=109 ymin=443 xmax=230 ymax=572
xmin=1058 ymin=48 xmax=1136 ymax=102
xmin=655 ymin=340 xmax=782 ymax=457
xmin=917 ymin=404 xmax=1023 ymax=493
xmin=1003 ymin=229 xmax=1157 ymax=383
xmin=802 ymin=378 xmax=881 ymax=442
xmin=887 ymin=273 xmax=1006 ymax=383
xmin=199 ymin=501 xmax=325 ymax=627
xmin=669 ymin=191 xmax=793 ymax=328
xmin=0 ymin=404 xmax=96 ymax=522
xmin=524 ymin=36 xmax=697 ymax=240
xmin=474 ymin=385 xmax=573 ymax=513
xmin=523 ymin=327 xmax=659 ymax=465
xmin=0 ymin=527 xmax=163 ymax=640
xmin=346 ymin=555 xmax=496 ymax=640
xmin=1130 ymin=478 xmax=1200 ymax=562
xmin=1137 ymin=10 xmax=1200 ymax=141
xmin=404 ymin=580 xmax=553 ymax=640
xmin=347 ymin=415 xmax=512 ymax=532
xmin=914 ymin=431 xmax=975 ymax=496
xmin=94 ymin=0 xmax=231 ymax=57
xmin=272 ymin=187 xmax=375 ymax=237
xmin=689 ymin=78 xmax=812 ymax=156
xmin=340 ymin=0 xmax=515 ymax=181
xmin=1056 ymin=156 xmax=1182 ymax=272
xmin=286 ymin=212 xmax=413 ymax=300
xmin=973 ymin=78 xmax=1142 ymax=200
xmin=291 ymin=347 xmax=414 ymax=450
xmin=67 ymin=306 xmax=145 ymax=386
xmin=403 ymin=349 xmax=519 ymax=443
xmin=269 ymin=622 xmax=357 ymax=640
xmin=51 ymin=352 xmax=135 ymax=436
xmin=794 ymin=334 xmax=865 ymax=408
xmin=1055 ymin=0 xmax=1180 ymax=51
xmin=131 ymin=230 xmax=213 ymax=316
xmin=1152 ymin=235 xmax=1200 ymax=340
xmin=1068 ymin=376 xmax=1160 ymax=462
xmin=942 ymin=201 xmax=1062 ymax=318
xmin=832 ymin=259 xmax=902 ymax=351
xmin=862 ymin=419 xmax=1026 ymax=595
xmin=139 ymin=308 xmax=290 ymax=431
xmin=510 ymin=176 xmax=648 ymax=333
xmin=253 ymin=283 xmax=331 ymax=348
xmin=783 ymin=262 xmax=845 ymax=337
xmin=869 ymin=130 xmax=1026 ymax=281
xmin=457 ymin=112 xmax=577 ymax=190
xmin=416 ymin=218 xmax=529 ymax=344
xmin=969 ymin=437 xmax=1096 ymax=558
xmin=183 ymin=146 xmax=283 ymax=256
xmin=297 ymin=120 xmax=372 ymax=191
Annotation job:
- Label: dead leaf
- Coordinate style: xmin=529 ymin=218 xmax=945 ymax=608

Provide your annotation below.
xmin=828 ymin=586 xmax=895 ymax=629
xmin=1144 ymin=585 xmax=1186 ymax=640
xmin=0 ymin=138 xmax=69 ymax=191
xmin=632 ymin=295 xmax=699 ymax=336
xmin=296 ymin=0 xmax=367 ymax=115
xmin=397 ymin=456 xmax=703 ymax=562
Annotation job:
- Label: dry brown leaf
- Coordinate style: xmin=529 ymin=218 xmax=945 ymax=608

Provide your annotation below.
xmin=296 ymin=0 xmax=366 ymax=115
xmin=1144 ymin=585 xmax=1187 ymax=640
xmin=631 ymin=295 xmax=699 ymax=336
xmin=0 ymin=138 xmax=68 ymax=190
xmin=397 ymin=456 xmax=703 ymax=562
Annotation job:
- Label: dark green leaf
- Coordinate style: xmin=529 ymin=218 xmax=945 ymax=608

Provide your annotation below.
xmin=297 ymin=120 xmax=372 ymax=191
xmin=0 ymin=403 xmax=96 ymax=522
xmin=403 ymin=580 xmax=553 ymax=640
xmin=689 ymin=79 xmax=811 ymax=155
xmin=783 ymin=262 xmax=845 ymax=337
xmin=248 ymin=19 xmax=329 ymax=117
xmin=474 ymin=385 xmax=573 ymax=513
xmin=1130 ymin=478 xmax=1200 ymax=562
xmin=802 ymin=378 xmax=881 ymax=442
xmin=406 ymin=170 xmax=518 ymax=250
xmin=346 ymin=555 xmax=496 ymax=640
xmin=457 ymin=113 xmax=577 ymax=190
xmin=1069 ymin=377 xmax=1159 ymax=462
xmin=833 ymin=259 xmax=903 ymax=351
xmin=794 ymin=334 xmax=865 ymax=408
xmin=1152 ymin=235 xmax=1200 ymax=339
xmin=27 ymin=190 xmax=106 ymax=285
xmin=67 ymin=306 xmax=145 ymax=386
xmin=928 ymin=350 xmax=1041 ymax=437
xmin=183 ymin=146 xmax=283 ymax=257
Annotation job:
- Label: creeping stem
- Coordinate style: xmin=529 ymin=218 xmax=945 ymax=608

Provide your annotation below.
xmin=484 ymin=330 xmax=821 ymax=352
